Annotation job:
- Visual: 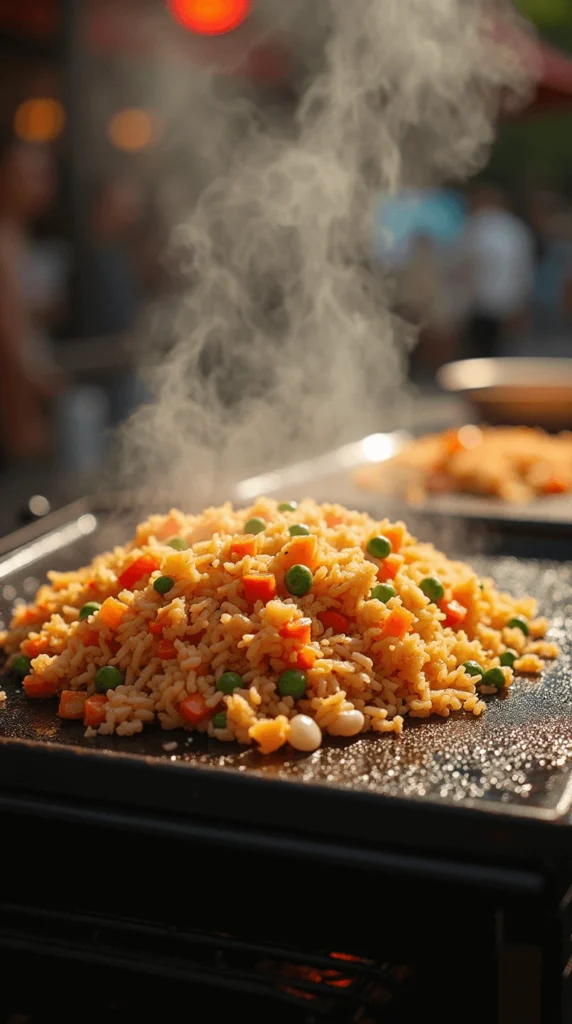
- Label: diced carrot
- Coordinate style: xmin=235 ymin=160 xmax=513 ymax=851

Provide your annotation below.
xmin=178 ymin=694 xmax=211 ymax=725
xmin=443 ymin=428 xmax=464 ymax=455
xmin=282 ymin=535 xmax=317 ymax=571
xmin=542 ymin=476 xmax=569 ymax=495
xmin=23 ymin=607 xmax=40 ymax=624
xmin=83 ymin=630 xmax=100 ymax=647
xmin=318 ymin=610 xmax=349 ymax=634
xmin=382 ymin=526 xmax=405 ymax=554
xmin=83 ymin=693 xmax=108 ymax=727
xmin=279 ymin=617 xmax=312 ymax=643
xmin=294 ymin=647 xmax=317 ymax=670
xmin=148 ymin=620 xmax=164 ymax=637
xmin=440 ymin=598 xmax=467 ymax=628
xmin=58 ymin=690 xmax=87 ymax=720
xmin=99 ymin=597 xmax=126 ymax=631
xmin=157 ymin=638 xmax=177 ymax=659
xmin=325 ymin=513 xmax=343 ymax=527
xmin=230 ymin=536 xmax=257 ymax=559
xmin=21 ymin=635 xmax=50 ymax=657
xmin=243 ymin=573 xmax=277 ymax=604
xmin=380 ymin=606 xmax=415 ymax=640
xmin=377 ymin=554 xmax=404 ymax=581
xmin=23 ymin=675 xmax=57 ymax=698
xmin=157 ymin=514 xmax=180 ymax=540
xmin=118 ymin=554 xmax=161 ymax=591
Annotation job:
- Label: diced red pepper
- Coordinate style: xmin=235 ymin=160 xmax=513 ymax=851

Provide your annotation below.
xmin=318 ymin=610 xmax=349 ymax=635
xmin=380 ymin=607 xmax=415 ymax=640
xmin=440 ymin=598 xmax=467 ymax=628
xmin=294 ymin=647 xmax=317 ymax=670
xmin=118 ymin=554 xmax=161 ymax=591
xmin=157 ymin=638 xmax=177 ymax=659
xmin=83 ymin=630 xmax=100 ymax=647
xmin=230 ymin=537 xmax=257 ymax=559
xmin=178 ymin=693 xmax=211 ymax=725
xmin=83 ymin=693 xmax=108 ymax=727
xmin=279 ymin=617 xmax=312 ymax=643
xmin=148 ymin=620 xmax=164 ymax=637
xmin=243 ymin=573 xmax=277 ymax=604
xmin=23 ymin=675 xmax=57 ymax=698
xmin=58 ymin=690 xmax=87 ymax=720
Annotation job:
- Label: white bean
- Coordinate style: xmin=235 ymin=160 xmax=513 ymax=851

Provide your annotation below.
xmin=328 ymin=709 xmax=365 ymax=737
xmin=289 ymin=714 xmax=322 ymax=752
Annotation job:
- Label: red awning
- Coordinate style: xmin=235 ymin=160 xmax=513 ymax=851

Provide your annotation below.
xmin=528 ymin=41 xmax=572 ymax=113
xmin=490 ymin=14 xmax=572 ymax=115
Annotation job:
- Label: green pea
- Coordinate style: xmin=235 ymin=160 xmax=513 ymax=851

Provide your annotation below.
xmin=288 ymin=524 xmax=311 ymax=537
xmin=507 ymin=615 xmax=529 ymax=636
xmin=278 ymin=502 xmax=297 ymax=513
xmin=500 ymin=650 xmax=517 ymax=668
xmin=420 ymin=576 xmax=445 ymax=603
xmin=11 ymin=654 xmax=31 ymax=678
xmin=217 ymin=671 xmax=243 ymax=694
xmin=154 ymin=575 xmax=175 ymax=595
xmin=367 ymin=535 xmax=392 ymax=559
xmin=462 ymin=660 xmax=483 ymax=678
xmin=79 ymin=601 xmax=102 ymax=620
xmin=278 ymin=669 xmax=306 ymax=699
xmin=371 ymin=583 xmax=397 ymax=603
xmin=167 ymin=537 xmax=189 ymax=551
xmin=212 ymin=712 xmax=227 ymax=729
xmin=244 ymin=518 xmax=266 ymax=536
xmin=483 ymin=667 xmax=506 ymax=689
xmin=285 ymin=564 xmax=313 ymax=597
xmin=95 ymin=666 xmax=124 ymax=693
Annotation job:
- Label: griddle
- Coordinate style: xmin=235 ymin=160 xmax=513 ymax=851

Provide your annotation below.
xmin=1 ymin=498 xmax=572 ymax=868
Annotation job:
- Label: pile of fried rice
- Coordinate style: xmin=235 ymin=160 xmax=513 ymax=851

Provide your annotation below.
xmin=0 ymin=499 xmax=558 ymax=754
xmin=357 ymin=426 xmax=572 ymax=504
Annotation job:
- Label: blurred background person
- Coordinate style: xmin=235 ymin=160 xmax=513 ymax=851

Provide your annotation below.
xmin=526 ymin=185 xmax=572 ymax=348
xmin=0 ymin=133 xmax=63 ymax=463
xmin=84 ymin=174 xmax=148 ymax=427
xmin=459 ymin=182 xmax=535 ymax=359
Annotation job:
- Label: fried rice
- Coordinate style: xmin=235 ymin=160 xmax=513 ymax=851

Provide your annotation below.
xmin=0 ymin=499 xmax=558 ymax=754
xmin=356 ymin=425 xmax=572 ymax=504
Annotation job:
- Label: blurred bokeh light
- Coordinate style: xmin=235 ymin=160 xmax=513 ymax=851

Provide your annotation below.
xmin=13 ymin=97 xmax=66 ymax=143
xmin=106 ymin=108 xmax=159 ymax=151
xmin=167 ymin=0 xmax=251 ymax=36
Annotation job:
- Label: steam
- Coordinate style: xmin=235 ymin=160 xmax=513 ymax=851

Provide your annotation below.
xmin=119 ymin=0 xmax=533 ymax=512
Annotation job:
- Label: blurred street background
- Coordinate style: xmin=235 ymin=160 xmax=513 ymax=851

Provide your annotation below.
xmin=0 ymin=0 xmax=571 ymax=533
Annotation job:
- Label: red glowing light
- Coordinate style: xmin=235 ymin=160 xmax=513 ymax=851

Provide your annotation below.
xmin=167 ymin=0 xmax=251 ymax=35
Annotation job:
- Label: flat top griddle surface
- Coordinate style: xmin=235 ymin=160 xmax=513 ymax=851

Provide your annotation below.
xmin=1 ymin=508 xmax=571 ymax=821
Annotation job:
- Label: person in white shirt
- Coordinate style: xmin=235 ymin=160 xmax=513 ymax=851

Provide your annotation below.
xmin=460 ymin=183 xmax=535 ymax=358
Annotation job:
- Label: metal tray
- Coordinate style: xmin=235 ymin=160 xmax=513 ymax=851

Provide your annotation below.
xmin=233 ymin=432 xmax=572 ymax=536
xmin=1 ymin=500 xmax=572 ymax=864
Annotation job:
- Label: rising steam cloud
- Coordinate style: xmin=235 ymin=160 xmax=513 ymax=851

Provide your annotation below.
xmin=119 ymin=0 xmax=533 ymax=511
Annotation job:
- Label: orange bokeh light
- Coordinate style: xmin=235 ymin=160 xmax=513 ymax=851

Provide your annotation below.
xmin=107 ymin=109 xmax=159 ymax=152
xmin=14 ymin=98 xmax=66 ymax=143
xmin=167 ymin=0 xmax=251 ymax=36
